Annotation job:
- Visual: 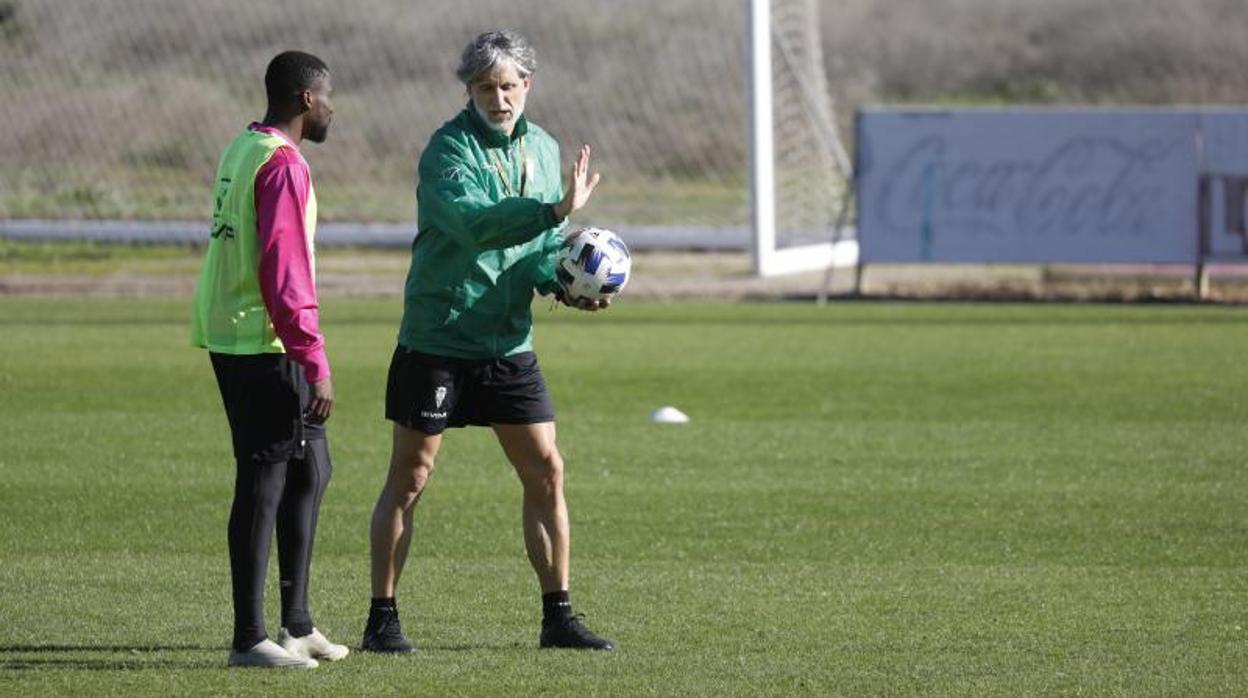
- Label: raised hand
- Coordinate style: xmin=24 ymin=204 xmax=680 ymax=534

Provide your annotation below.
xmin=553 ymin=144 xmax=601 ymax=222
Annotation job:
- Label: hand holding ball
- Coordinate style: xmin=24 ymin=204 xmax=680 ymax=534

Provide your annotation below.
xmin=555 ymin=227 xmax=631 ymax=307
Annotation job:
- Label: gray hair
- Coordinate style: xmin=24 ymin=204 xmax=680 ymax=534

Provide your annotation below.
xmin=456 ymin=30 xmax=536 ymax=84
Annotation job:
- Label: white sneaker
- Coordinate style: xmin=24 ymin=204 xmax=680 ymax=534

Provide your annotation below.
xmin=228 ymin=638 xmax=318 ymax=668
xmin=279 ymin=627 xmax=350 ymax=662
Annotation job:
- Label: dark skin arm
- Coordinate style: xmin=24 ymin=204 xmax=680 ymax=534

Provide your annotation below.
xmin=306 ymin=377 xmax=334 ymax=423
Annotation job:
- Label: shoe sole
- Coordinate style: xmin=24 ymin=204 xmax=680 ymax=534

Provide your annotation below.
xmin=286 ymin=648 xmax=351 ymax=661
xmin=228 ymin=657 xmax=319 ymax=668
xmin=281 ymin=641 xmax=351 ymax=662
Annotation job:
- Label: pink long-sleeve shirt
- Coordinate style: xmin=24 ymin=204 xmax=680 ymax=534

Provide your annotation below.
xmin=250 ymin=123 xmax=330 ymax=383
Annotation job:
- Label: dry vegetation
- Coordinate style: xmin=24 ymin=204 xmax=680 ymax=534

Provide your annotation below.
xmin=0 ymin=0 xmax=1245 ymax=222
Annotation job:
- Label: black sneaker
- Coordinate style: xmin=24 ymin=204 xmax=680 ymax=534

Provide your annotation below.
xmin=539 ymin=614 xmax=616 ymax=651
xmin=361 ymin=609 xmax=416 ymax=654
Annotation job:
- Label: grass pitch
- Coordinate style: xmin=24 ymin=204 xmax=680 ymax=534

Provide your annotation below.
xmin=0 ymin=298 xmax=1246 ymax=695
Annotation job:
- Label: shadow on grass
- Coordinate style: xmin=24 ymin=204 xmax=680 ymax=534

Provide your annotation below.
xmin=0 ymin=644 xmax=216 ymax=672
xmin=0 ymin=642 xmax=535 ymax=671
xmin=0 ymin=657 xmax=196 ymax=672
xmin=418 ymin=642 xmax=529 ymax=652
xmin=0 ymin=644 xmax=213 ymax=652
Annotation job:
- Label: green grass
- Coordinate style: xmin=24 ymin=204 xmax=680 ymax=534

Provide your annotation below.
xmin=1 ymin=299 xmax=1246 ymax=695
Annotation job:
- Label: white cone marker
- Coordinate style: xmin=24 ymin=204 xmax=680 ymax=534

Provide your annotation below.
xmin=650 ymin=406 xmax=690 ymax=424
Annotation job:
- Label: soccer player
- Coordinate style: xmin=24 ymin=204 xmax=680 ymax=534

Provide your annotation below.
xmin=191 ymin=50 xmax=349 ymax=669
xmin=361 ymin=30 xmax=615 ymax=653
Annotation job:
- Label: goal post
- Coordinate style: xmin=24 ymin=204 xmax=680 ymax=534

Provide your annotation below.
xmin=747 ymin=0 xmax=776 ymax=275
xmin=748 ymin=0 xmax=857 ymax=277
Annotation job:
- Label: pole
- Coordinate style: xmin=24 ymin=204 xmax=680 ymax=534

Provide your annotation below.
xmin=748 ymin=0 xmax=775 ymax=276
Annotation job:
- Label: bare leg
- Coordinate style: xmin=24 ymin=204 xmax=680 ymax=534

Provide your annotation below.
xmin=369 ymin=424 xmax=441 ymax=598
xmin=493 ymin=422 xmax=568 ymax=593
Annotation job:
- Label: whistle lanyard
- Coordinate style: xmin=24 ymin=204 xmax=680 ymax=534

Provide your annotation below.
xmin=488 ymin=137 xmax=527 ymax=198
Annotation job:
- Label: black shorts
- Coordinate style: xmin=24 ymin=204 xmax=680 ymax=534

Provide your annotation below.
xmin=385 ymin=346 xmax=556 ymax=435
xmin=210 ymin=352 xmax=325 ymax=464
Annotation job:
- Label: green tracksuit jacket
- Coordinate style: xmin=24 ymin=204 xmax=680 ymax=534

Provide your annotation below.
xmin=398 ymin=103 xmax=567 ymax=359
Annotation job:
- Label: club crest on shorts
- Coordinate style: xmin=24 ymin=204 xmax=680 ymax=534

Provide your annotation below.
xmin=434 ymin=386 xmax=448 ymax=409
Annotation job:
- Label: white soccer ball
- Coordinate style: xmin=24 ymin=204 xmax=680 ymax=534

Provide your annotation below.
xmin=554 ymin=227 xmax=631 ymax=303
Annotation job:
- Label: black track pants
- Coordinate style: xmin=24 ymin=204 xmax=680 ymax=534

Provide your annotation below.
xmin=210 ymin=353 xmax=331 ymax=651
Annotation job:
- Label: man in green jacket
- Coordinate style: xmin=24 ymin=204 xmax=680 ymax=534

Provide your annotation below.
xmin=362 ymin=30 xmax=615 ymax=653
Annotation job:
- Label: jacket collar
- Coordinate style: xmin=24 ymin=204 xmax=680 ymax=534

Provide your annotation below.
xmin=464 ymin=100 xmax=528 ymax=148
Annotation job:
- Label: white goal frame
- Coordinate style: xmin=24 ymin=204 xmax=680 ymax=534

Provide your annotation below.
xmin=748 ymin=0 xmax=858 ymax=277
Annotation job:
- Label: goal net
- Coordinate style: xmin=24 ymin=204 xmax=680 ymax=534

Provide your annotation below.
xmin=755 ymin=0 xmax=856 ymax=274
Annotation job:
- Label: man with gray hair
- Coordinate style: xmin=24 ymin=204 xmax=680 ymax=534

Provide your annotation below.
xmin=361 ymin=30 xmax=615 ymax=653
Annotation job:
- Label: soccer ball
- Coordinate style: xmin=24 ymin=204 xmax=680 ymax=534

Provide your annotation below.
xmin=554 ymin=227 xmax=631 ymax=303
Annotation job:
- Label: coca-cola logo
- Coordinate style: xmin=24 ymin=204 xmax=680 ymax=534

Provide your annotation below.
xmin=873 ymin=135 xmax=1179 ymax=239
